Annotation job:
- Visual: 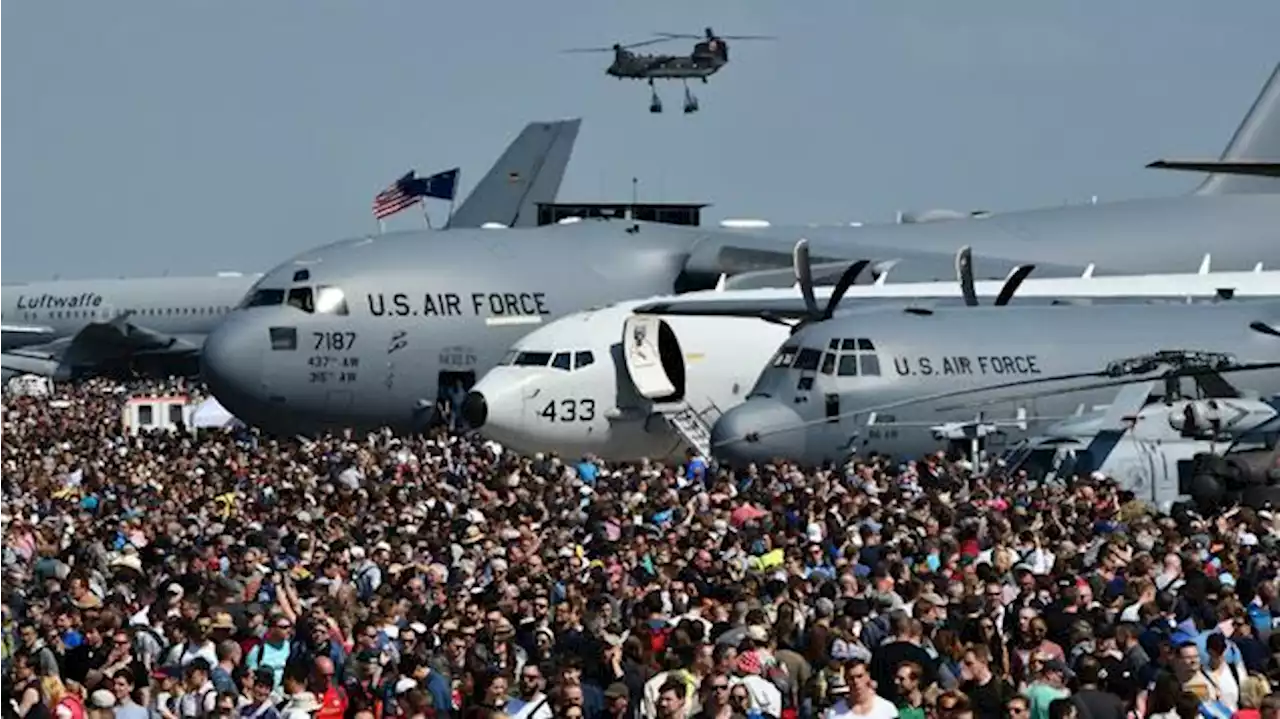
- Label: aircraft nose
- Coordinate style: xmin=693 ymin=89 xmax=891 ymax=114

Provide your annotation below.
xmin=710 ymin=398 xmax=807 ymax=466
xmin=460 ymin=391 xmax=488 ymax=428
xmin=200 ymin=315 xmax=266 ymax=418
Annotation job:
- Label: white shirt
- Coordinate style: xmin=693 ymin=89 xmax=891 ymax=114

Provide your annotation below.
xmin=506 ymin=693 xmax=553 ymax=719
xmin=825 ymin=695 xmax=898 ymax=719
xmin=740 ymin=675 xmax=783 ymax=719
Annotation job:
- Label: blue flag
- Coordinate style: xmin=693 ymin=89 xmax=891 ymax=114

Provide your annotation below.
xmin=402 ymin=168 xmax=459 ymax=201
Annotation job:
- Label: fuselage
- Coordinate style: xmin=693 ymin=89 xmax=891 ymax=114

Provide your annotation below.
xmin=711 ymin=300 xmax=1280 ymax=466
xmin=468 ymin=299 xmax=788 ymax=461
xmin=200 ymin=224 xmax=710 ymax=435
xmin=2 ymin=275 xmax=257 ymax=344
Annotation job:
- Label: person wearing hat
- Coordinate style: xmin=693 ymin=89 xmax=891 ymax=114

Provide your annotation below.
xmin=279 ymin=665 xmax=323 ymax=719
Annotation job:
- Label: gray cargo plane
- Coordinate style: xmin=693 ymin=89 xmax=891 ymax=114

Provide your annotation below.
xmin=200 ymin=63 xmax=1280 ymax=435
xmin=636 ymin=245 xmax=1280 ymax=467
xmin=1 ymin=119 xmax=582 ymax=382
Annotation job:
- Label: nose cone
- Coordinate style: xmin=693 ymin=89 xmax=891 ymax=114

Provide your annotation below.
xmin=200 ymin=315 xmax=266 ymax=421
xmin=710 ymin=398 xmax=807 ymax=466
xmin=460 ymin=391 xmax=488 ymax=428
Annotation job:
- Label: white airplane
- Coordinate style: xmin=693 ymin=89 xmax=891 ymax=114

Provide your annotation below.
xmin=464 ymin=261 xmax=1280 ymax=462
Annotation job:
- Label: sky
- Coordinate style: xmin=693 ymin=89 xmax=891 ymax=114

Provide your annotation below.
xmin=3 ymin=1 xmax=1278 ymax=281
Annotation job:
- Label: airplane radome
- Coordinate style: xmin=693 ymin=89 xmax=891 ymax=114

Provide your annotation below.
xmin=464 ymin=298 xmax=791 ymax=462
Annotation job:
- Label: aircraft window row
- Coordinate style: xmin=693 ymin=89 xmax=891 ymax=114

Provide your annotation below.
xmin=502 ymin=350 xmax=596 ymax=371
xmin=21 ymin=306 xmax=234 ymax=321
xmin=243 ymin=286 xmax=349 ymax=316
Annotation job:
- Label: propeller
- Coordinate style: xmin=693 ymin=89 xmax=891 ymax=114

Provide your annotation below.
xmin=792 ymin=238 xmax=870 ymax=331
xmin=954 ymin=245 xmax=1036 ymax=307
xmin=562 ymin=37 xmax=673 ymax=54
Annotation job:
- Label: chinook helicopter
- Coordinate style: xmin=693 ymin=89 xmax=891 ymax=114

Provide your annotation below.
xmin=562 ymin=27 xmax=775 ymax=113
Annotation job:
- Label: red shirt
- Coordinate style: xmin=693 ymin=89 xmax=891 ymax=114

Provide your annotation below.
xmin=316 ymin=684 xmax=347 ymax=719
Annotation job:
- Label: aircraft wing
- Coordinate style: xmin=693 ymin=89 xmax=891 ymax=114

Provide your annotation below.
xmin=7 ymin=314 xmax=201 ymax=372
xmin=635 ymin=296 xmax=816 ymax=320
xmin=1 ymin=323 xmax=58 ymax=351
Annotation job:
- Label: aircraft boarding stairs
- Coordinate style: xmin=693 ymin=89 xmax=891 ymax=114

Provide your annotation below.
xmin=653 ymin=400 xmax=722 ymax=458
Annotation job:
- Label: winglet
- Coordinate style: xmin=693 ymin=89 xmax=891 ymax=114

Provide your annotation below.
xmin=1081 ymin=263 xmax=1095 ymax=279
xmin=1199 ymin=253 xmax=1212 ymax=275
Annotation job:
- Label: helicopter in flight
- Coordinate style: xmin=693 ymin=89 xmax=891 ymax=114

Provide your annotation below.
xmin=562 ymin=27 xmax=775 ymax=113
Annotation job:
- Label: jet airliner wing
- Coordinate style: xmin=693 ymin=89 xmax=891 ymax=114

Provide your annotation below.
xmin=1 ymin=323 xmax=58 ymax=351
xmin=3 ymin=313 xmax=201 ymax=377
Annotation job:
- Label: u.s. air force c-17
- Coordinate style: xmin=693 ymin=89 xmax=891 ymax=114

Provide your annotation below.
xmin=632 ymin=243 xmax=1280 ymax=467
xmin=463 ymin=243 xmax=1280 ymax=462
xmin=0 ymin=119 xmax=582 ymax=383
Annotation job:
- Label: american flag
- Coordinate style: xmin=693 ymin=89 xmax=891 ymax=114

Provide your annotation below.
xmin=372 ymin=172 xmax=422 ymax=220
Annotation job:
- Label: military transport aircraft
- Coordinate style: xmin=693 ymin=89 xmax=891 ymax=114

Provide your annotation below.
xmin=632 ymin=244 xmax=1280 ymax=467
xmin=200 ymin=62 xmax=1280 ymax=435
xmin=1 ymin=119 xmax=582 ymax=382
xmin=464 ymin=262 xmax=1280 ymax=462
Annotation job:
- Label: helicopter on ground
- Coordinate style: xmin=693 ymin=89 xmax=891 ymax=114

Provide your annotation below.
xmin=562 ymin=27 xmax=775 ymax=113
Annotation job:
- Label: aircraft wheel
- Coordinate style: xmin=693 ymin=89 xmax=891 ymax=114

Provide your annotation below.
xmin=1188 ymin=472 xmax=1226 ymax=512
xmin=1239 ymin=484 xmax=1280 ymax=510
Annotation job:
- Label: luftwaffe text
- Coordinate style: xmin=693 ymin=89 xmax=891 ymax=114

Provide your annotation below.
xmin=365 ymin=292 xmax=550 ymax=318
xmin=892 ymin=355 xmax=1041 ymax=377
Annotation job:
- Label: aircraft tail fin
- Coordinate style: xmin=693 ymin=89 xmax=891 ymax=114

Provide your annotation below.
xmin=1153 ymin=63 xmax=1280 ymax=195
xmin=447 ymin=119 xmax=582 ymax=229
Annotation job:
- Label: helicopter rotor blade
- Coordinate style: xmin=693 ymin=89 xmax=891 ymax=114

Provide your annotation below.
xmin=654 ymin=32 xmax=702 ymax=40
xmin=822 ymin=260 xmax=872 ymax=320
xmin=717 ymin=34 xmax=777 ymax=40
xmin=561 ymin=46 xmax=617 ymax=54
xmin=793 ymin=239 xmax=820 ymax=320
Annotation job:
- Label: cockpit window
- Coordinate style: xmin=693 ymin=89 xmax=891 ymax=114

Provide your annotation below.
xmin=287 ymin=287 xmax=314 ymax=313
xmin=834 ymin=337 xmax=881 ymax=377
xmin=794 ymin=348 xmax=822 ymax=372
xmin=499 ymin=350 xmax=518 ymax=366
xmin=552 ymin=352 xmax=572 ymax=371
xmin=574 ymin=351 xmax=595 ymax=369
xmin=513 ymin=351 xmax=553 ymax=367
xmin=243 ymin=288 xmax=285 ymax=308
xmin=315 ymin=286 xmax=349 ymax=315
xmin=772 ymin=346 xmax=799 ymax=368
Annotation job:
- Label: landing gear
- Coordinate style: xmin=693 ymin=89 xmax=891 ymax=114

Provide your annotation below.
xmin=647 ymin=78 xmax=699 ymax=114
xmin=682 ymin=79 xmax=699 ymax=114
xmin=649 ymin=78 xmax=662 ymax=113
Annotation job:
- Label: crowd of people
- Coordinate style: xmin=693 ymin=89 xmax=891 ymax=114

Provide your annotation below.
xmin=6 ymin=378 xmax=1280 ymax=719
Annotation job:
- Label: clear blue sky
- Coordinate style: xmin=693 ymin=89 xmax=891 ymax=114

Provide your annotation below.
xmin=3 ymin=1 xmax=1277 ymax=280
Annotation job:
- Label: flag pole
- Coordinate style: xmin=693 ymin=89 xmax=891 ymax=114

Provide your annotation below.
xmin=420 ymin=198 xmax=433 ymax=230
xmin=377 ymin=218 xmax=386 ymax=235
xmin=446 ymin=169 xmax=460 ymax=229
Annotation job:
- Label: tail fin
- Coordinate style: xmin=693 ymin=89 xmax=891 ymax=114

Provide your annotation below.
xmin=1152 ymin=63 xmax=1280 ymax=195
xmin=447 ymin=119 xmax=581 ymax=228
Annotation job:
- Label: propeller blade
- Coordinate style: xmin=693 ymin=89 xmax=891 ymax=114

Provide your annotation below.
xmin=822 ymin=260 xmax=871 ymax=320
xmin=1251 ymin=321 xmax=1280 ymax=338
xmin=955 ymin=246 xmax=978 ymax=307
xmin=624 ymin=37 xmax=673 ymax=49
xmin=793 ymin=239 xmax=819 ymax=319
xmin=994 ymin=264 xmax=1036 ymax=306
